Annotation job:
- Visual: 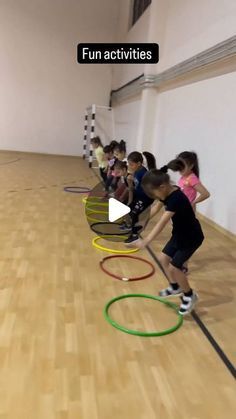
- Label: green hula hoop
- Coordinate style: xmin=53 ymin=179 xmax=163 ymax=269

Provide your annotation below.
xmin=104 ymin=294 xmax=183 ymax=337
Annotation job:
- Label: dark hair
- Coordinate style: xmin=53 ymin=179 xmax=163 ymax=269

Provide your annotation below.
xmin=91 ymin=136 xmax=103 ymax=147
xmin=128 ymin=151 xmax=143 ymax=164
xmin=103 ymin=145 xmax=112 ymax=154
xmin=114 ymin=160 xmax=127 ymax=171
xmin=128 ymin=151 xmax=156 ymax=170
xmin=109 ymin=140 xmax=119 ymax=152
xmin=141 ymin=167 xmax=170 ymax=192
xmin=143 ymin=151 xmax=157 ymax=170
xmin=178 ymin=151 xmax=199 ymax=177
xmin=114 ymin=140 xmax=126 ymax=154
xmin=167 ymin=158 xmax=185 ymax=172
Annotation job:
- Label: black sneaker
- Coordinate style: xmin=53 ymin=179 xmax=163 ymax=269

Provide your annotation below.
xmin=159 ymin=286 xmax=183 ymax=297
xmin=119 ymin=222 xmax=131 ymax=232
xmin=124 ymin=234 xmax=139 ymax=244
xmin=133 ymin=224 xmax=143 ymax=234
xmin=179 ymin=292 xmax=199 ymax=316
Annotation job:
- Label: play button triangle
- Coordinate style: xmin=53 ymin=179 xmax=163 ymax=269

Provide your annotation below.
xmin=108 ymin=198 xmax=130 ymax=223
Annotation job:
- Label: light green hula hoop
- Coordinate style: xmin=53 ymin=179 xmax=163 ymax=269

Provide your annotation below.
xmin=86 ymin=205 xmax=108 ymax=215
xmin=86 ymin=212 xmax=108 ymax=223
xmin=104 ymin=294 xmax=183 ymax=336
xmin=82 ymin=196 xmax=108 ymax=206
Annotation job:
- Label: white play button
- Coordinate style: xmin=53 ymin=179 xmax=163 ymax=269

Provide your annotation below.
xmin=108 ymin=198 xmax=130 ymax=223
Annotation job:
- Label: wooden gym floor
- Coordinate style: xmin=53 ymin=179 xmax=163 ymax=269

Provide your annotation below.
xmin=0 ymin=151 xmax=235 ymax=419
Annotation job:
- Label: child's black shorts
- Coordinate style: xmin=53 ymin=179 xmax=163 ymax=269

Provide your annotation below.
xmin=162 ymin=235 xmax=204 ymax=269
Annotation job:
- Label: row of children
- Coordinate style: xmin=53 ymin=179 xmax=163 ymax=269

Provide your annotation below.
xmin=91 ymin=136 xmax=210 ymax=315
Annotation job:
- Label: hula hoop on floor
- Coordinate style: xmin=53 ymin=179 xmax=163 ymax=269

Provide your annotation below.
xmin=82 ymin=196 xmax=108 ymax=206
xmin=100 ymin=255 xmax=155 ymax=281
xmin=86 ymin=213 xmax=108 ymax=223
xmin=90 ymin=222 xmax=125 ymax=236
xmin=64 ymin=186 xmax=91 ymax=194
xmin=82 ymin=196 xmax=89 ymax=204
xmin=86 ymin=207 xmax=108 ymax=215
xmin=104 ymin=294 xmax=183 ymax=336
xmin=92 ymin=235 xmax=138 ymax=254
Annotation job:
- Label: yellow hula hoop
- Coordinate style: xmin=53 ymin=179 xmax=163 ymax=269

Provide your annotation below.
xmin=86 ymin=213 xmax=124 ymax=223
xmin=86 ymin=206 xmax=108 ymax=215
xmin=82 ymin=196 xmax=108 ymax=206
xmin=92 ymin=235 xmax=139 ymax=254
xmin=86 ymin=212 xmax=108 ymax=223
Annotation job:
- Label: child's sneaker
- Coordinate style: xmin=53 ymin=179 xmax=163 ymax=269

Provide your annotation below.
xmin=159 ymin=286 xmax=183 ymax=297
xmin=179 ymin=292 xmax=199 ymax=316
xmin=124 ymin=234 xmax=139 ymax=244
xmin=119 ymin=222 xmax=131 ymax=232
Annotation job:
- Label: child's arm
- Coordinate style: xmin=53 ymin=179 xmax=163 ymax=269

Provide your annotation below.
xmin=193 ymin=183 xmax=210 ymax=205
xmin=149 ymin=201 xmax=164 ymax=219
xmin=119 ymin=188 xmax=129 ymax=203
xmin=128 ymin=190 xmax=133 ymax=206
xmin=128 ymin=211 xmax=173 ymax=248
xmin=127 ymin=174 xmax=134 ymax=205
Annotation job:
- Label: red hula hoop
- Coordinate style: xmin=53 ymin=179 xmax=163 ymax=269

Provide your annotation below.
xmin=100 ymin=255 xmax=155 ymax=281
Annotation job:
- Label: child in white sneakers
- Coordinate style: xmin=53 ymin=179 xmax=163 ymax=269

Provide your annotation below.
xmin=129 ymin=166 xmax=204 ymax=316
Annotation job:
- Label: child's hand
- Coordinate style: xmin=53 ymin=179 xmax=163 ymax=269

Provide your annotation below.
xmin=127 ymin=174 xmax=134 ymax=185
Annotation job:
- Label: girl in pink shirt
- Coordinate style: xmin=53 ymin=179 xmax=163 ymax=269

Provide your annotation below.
xmin=168 ymin=151 xmax=210 ymax=211
xmin=168 ymin=151 xmax=210 ymax=273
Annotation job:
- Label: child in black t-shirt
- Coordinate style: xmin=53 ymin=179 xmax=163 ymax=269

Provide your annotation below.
xmin=127 ymin=166 xmax=204 ymax=316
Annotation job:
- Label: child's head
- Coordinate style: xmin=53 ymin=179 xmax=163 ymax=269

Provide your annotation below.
xmin=127 ymin=151 xmax=143 ymax=173
xmin=141 ymin=166 xmax=170 ymax=200
xmin=110 ymin=140 xmax=119 ymax=152
xmin=128 ymin=151 xmax=156 ymax=173
xmin=91 ymin=136 xmax=103 ymax=149
xmin=168 ymin=151 xmax=199 ymax=177
xmin=103 ymin=145 xmax=114 ymax=160
xmin=103 ymin=140 xmax=119 ymax=160
xmin=114 ymin=140 xmax=126 ymax=160
xmin=114 ymin=160 xmax=127 ymax=177
xmin=178 ymin=151 xmax=199 ymax=177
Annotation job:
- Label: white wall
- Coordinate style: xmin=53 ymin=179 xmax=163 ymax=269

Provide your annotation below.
xmin=158 ymin=0 xmax=236 ymax=72
xmin=152 ymin=73 xmax=236 ymax=234
xmin=112 ymin=0 xmax=151 ymax=89
xmin=112 ymin=0 xmax=236 ymax=233
xmin=0 ymin=0 xmax=118 ymax=155
xmin=113 ymin=96 xmax=141 ymax=153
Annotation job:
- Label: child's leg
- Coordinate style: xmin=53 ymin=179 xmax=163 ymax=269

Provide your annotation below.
xmin=158 ymin=238 xmax=194 ymax=296
xmin=160 ymin=239 xmax=196 ymax=288
xmin=119 ymin=200 xmax=137 ymax=230
xmin=159 ymin=239 xmax=180 ymax=284
xmin=169 ymin=265 xmax=191 ymax=293
xmin=129 ymin=200 xmax=149 ymax=234
xmin=99 ymin=168 xmax=107 ymax=183
xmin=110 ymin=176 xmax=119 ymax=191
xmin=158 ymin=253 xmax=183 ymax=296
xmin=105 ymin=175 xmax=114 ymax=191
xmin=122 ymin=200 xmax=151 ymax=237
xmin=159 ymin=252 xmax=192 ymax=292
xmin=168 ymin=247 xmax=203 ymax=315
